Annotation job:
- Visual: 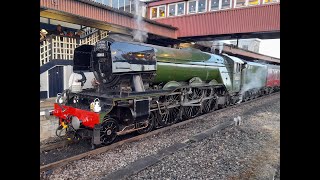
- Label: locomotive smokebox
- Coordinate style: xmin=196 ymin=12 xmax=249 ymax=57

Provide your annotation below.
xmin=73 ymin=38 xmax=157 ymax=90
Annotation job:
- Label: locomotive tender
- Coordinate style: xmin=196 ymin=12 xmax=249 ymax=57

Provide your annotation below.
xmin=52 ymin=37 xmax=280 ymax=147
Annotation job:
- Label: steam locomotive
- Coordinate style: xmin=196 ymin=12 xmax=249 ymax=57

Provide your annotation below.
xmin=52 ymin=37 xmax=280 ymax=148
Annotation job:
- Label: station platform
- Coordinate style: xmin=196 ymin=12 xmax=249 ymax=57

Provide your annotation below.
xmin=40 ymin=98 xmax=55 ymax=111
xmin=40 ymin=98 xmax=58 ymax=142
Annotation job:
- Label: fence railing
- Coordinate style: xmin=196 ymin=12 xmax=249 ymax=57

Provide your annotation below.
xmin=40 ymin=40 xmax=51 ymax=66
xmin=80 ymin=26 xmax=99 ymax=39
xmin=80 ymin=30 xmax=108 ymax=45
xmin=40 ymin=30 xmax=108 ymax=66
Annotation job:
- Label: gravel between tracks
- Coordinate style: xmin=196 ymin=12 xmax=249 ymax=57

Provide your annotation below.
xmin=42 ymin=94 xmax=280 ymax=180
xmin=128 ymin=95 xmax=280 ymax=180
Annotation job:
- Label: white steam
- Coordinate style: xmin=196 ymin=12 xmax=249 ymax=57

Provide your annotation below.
xmin=132 ymin=1 xmax=148 ymax=42
xmin=237 ymin=66 xmax=267 ymax=103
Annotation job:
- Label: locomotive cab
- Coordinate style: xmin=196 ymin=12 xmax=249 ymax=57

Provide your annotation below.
xmin=221 ymin=54 xmax=244 ymax=93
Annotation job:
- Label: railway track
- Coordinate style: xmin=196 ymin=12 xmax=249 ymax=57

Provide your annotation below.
xmin=40 ymin=139 xmax=71 ymax=153
xmin=40 ymin=92 xmax=279 ymax=173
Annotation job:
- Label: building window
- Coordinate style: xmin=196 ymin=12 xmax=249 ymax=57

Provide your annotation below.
xmin=177 ymin=2 xmax=185 ymax=15
xmin=112 ymin=0 xmax=119 ymax=9
xmin=198 ymin=0 xmax=207 ymax=13
xmin=210 ymin=0 xmax=220 ymax=11
xmin=234 ymin=0 xmax=260 ymax=7
xmin=150 ymin=5 xmax=166 ymax=19
xmin=159 ymin=6 xmax=166 ymax=18
xmin=168 ymin=4 xmax=176 ymax=17
xmin=151 ymin=7 xmax=157 ymax=18
xmin=167 ymin=2 xmax=185 ymax=17
xmin=188 ymin=0 xmax=208 ymax=14
xmin=263 ymin=0 xmax=279 ymax=4
xmin=210 ymin=0 xmax=233 ymax=11
xmin=235 ymin=0 xmax=246 ymax=7
xmin=131 ymin=0 xmax=137 ymax=14
xmin=95 ymin=0 xmax=111 ymax=6
xmin=125 ymin=0 xmax=130 ymax=12
xmin=188 ymin=1 xmax=197 ymax=14
xmin=248 ymin=0 xmax=259 ymax=6
xmin=119 ymin=0 xmax=125 ymax=11
xmin=221 ymin=0 xmax=231 ymax=9
xmin=94 ymin=0 xmax=137 ymax=13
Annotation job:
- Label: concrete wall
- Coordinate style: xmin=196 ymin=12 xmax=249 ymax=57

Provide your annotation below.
xmin=40 ymin=115 xmax=61 ymax=142
xmin=40 ymin=71 xmax=48 ymax=99
xmin=40 ymin=71 xmax=48 ymax=92
xmin=64 ymin=65 xmax=73 ymax=90
xmin=229 ymin=39 xmax=261 ymax=53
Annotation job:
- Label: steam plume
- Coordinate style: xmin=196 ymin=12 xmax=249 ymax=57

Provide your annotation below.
xmin=132 ymin=0 xmax=148 ymax=42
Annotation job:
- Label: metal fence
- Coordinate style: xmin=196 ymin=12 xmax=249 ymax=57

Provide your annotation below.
xmin=40 ymin=30 xmax=108 ymax=66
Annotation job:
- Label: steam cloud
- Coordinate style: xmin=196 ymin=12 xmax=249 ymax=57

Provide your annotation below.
xmin=132 ymin=0 xmax=148 ymax=42
xmin=237 ymin=66 xmax=267 ymax=103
